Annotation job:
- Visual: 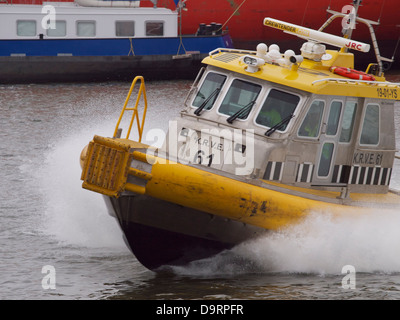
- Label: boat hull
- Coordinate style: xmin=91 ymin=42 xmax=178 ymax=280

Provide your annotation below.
xmin=0 ymin=35 xmax=232 ymax=83
xmin=105 ymin=194 xmax=268 ymax=270
xmin=0 ymin=53 xmax=206 ymax=84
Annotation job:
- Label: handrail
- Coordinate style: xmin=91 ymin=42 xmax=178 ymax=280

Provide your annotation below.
xmin=209 ymin=47 xmax=256 ymax=57
xmin=312 ymin=78 xmax=400 ymax=87
xmin=113 ymin=76 xmax=148 ymax=142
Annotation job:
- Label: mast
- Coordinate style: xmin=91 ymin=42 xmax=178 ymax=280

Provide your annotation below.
xmin=319 ymin=0 xmax=393 ymax=76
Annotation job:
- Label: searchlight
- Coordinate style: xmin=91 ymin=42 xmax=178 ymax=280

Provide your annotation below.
xmin=242 ymin=55 xmax=265 ymax=73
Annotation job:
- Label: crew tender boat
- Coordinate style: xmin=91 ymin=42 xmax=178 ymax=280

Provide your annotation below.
xmin=80 ymin=9 xmax=400 ymax=270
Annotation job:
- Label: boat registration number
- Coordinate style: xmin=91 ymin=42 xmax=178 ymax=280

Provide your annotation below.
xmin=376 ymin=88 xmax=398 ymax=99
xmin=178 ymin=129 xmax=230 ymax=168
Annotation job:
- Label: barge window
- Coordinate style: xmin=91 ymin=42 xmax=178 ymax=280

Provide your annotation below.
xmin=255 ymin=89 xmax=300 ymax=130
xmin=192 ymin=72 xmax=226 ymax=111
xmin=360 ymin=104 xmax=380 ymax=145
xmin=116 ymin=21 xmax=135 ymax=37
xmin=339 ymin=101 xmax=357 ymax=143
xmin=146 ymin=21 xmax=164 ymax=36
xmin=218 ymin=79 xmax=262 ymax=120
xmin=298 ymin=100 xmax=325 ymax=138
xmin=77 ymin=21 xmax=96 ymax=37
xmin=47 ymin=21 xmax=66 ymax=37
xmin=17 ymin=20 xmax=36 ymax=36
xmin=326 ymin=101 xmax=342 ymax=136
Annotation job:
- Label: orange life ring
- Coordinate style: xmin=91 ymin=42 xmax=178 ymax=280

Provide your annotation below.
xmin=330 ymin=66 xmax=375 ymax=81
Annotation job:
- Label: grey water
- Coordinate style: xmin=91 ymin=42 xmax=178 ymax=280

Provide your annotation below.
xmin=1 ymin=79 xmax=400 ymax=301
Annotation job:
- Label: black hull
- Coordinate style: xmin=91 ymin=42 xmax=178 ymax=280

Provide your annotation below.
xmin=121 ymin=222 xmax=234 ymax=270
xmin=0 ymin=54 xmax=206 ymax=84
xmin=106 ymin=195 xmax=267 ymax=271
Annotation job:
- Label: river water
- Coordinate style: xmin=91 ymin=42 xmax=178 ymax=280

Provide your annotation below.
xmin=1 ymin=78 xmax=400 ymax=301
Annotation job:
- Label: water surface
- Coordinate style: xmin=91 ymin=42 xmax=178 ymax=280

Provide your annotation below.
xmin=1 ymin=80 xmax=400 ymax=300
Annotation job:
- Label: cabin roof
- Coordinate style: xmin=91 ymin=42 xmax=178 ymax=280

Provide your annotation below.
xmin=202 ymin=48 xmax=400 ymax=101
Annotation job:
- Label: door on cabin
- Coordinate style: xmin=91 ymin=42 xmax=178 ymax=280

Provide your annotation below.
xmin=313 ymin=98 xmax=358 ymax=185
xmin=297 ymin=98 xmax=345 ymax=185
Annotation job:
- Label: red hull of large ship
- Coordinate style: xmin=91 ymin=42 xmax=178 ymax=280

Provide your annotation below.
xmin=7 ymin=0 xmax=399 ymax=67
xmin=160 ymin=0 xmax=400 ymax=68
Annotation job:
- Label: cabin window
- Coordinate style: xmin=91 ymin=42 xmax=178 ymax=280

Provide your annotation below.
xmin=218 ymin=79 xmax=262 ymax=119
xmin=17 ymin=20 xmax=36 ymax=36
xmin=360 ymin=104 xmax=380 ymax=145
xmin=318 ymin=142 xmax=334 ymax=177
xmin=255 ymin=89 xmax=300 ymax=130
xmin=116 ymin=21 xmax=135 ymax=37
xmin=47 ymin=20 xmax=66 ymax=37
xmin=77 ymin=21 xmax=96 ymax=37
xmin=326 ymin=101 xmax=342 ymax=136
xmin=339 ymin=101 xmax=357 ymax=143
xmin=146 ymin=21 xmax=164 ymax=36
xmin=298 ymin=100 xmax=325 ymax=138
xmin=192 ymin=72 xmax=226 ymax=111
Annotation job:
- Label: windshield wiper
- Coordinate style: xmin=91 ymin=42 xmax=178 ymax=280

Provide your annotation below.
xmin=226 ymin=100 xmax=256 ymax=124
xmin=265 ymin=114 xmax=294 ymax=136
xmin=194 ymin=88 xmax=220 ymax=116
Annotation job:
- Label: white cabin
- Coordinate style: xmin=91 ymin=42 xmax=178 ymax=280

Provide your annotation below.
xmin=0 ymin=1 xmax=178 ymax=40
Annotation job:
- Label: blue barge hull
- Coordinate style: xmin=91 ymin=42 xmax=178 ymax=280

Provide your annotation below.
xmin=0 ymin=35 xmax=233 ymax=83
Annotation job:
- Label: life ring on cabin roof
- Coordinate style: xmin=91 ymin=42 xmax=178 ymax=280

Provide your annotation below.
xmin=330 ymin=66 xmax=376 ymax=81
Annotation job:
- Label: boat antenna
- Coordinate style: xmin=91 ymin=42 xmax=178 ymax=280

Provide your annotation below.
xmin=390 ymin=31 xmax=400 ymax=69
xmin=317 ymin=0 xmax=393 ymax=76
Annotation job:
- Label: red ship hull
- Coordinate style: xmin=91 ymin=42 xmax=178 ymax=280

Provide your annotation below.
xmin=6 ymin=0 xmax=400 ymax=67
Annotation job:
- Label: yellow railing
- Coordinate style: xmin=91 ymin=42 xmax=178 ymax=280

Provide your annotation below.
xmin=113 ymin=76 xmax=148 ymax=142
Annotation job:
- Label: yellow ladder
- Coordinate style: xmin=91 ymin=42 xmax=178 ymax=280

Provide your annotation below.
xmin=113 ymin=76 xmax=148 ymax=142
